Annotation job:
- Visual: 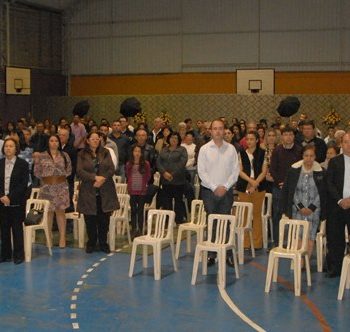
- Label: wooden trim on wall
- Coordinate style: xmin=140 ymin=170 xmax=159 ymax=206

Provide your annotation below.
xmin=70 ymin=71 xmax=350 ymax=96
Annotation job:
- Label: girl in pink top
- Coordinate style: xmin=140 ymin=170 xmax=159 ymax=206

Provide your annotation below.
xmin=126 ymin=145 xmax=151 ymax=237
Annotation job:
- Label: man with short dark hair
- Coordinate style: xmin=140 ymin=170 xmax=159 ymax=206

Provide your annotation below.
xmin=119 ymin=116 xmax=134 ymax=140
xmin=270 ymin=126 xmax=302 ymax=247
xmin=299 ymin=120 xmax=327 ymax=163
xmin=109 ymin=120 xmax=130 ymax=181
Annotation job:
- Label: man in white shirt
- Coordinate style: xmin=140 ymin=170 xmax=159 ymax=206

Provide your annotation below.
xmin=197 ymin=119 xmax=240 ymax=267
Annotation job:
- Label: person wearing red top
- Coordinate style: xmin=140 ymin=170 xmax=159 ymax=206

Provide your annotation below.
xmin=126 ymin=145 xmax=151 ymax=237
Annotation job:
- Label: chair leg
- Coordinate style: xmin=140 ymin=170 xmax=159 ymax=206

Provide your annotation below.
xmin=249 ymin=230 xmax=255 ymax=258
xmin=346 ymin=266 xmax=350 ymax=289
xmin=175 ymin=227 xmax=183 ymax=260
xmin=169 ymin=241 xmax=177 ymax=272
xmin=273 ymin=257 xmax=279 ymax=282
xmin=269 ymin=217 xmax=274 ymax=243
xmin=218 ymin=250 xmax=226 ymax=288
xmin=294 ymin=256 xmax=301 ymax=296
xmin=232 ymin=248 xmax=239 ymax=279
xmin=124 ymin=218 xmax=132 ymax=245
xmin=265 ymin=253 xmax=275 ymax=293
xmin=109 ymin=218 xmax=116 ymax=252
xmin=24 ymin=227 xmax=33 ymax=262
xmin=78 ymin=217 xmax=85 ymax=249
xmin=73 ymin=219 xmax=78 ymax=240
xmin=316 ymin=236 xmax=322 ymax=272
xmin=142 ymin=245 xmax=148 ymax=268
xmin=191 ymin=247 xmax=201 ymax=285
xmin=237 ymin=232 xmax=244 ymax=265
xmin=305 ymin=254 xmax=312 ymax=286
xmin=44 ymin=226 xmax=52 ymax=256
xmin=153 ymin=243 xmax=161 ymax=280
xmin=202 ymin=250 xmax=208 ymax=276
xmin=262 ymin=217 xmax=267 ymax=249
xmin=128 ymin=242 xmax=138 ymax=277
xmin=186 ymin=230 xmax=191 ymax=253
xmin=338 ymin=258 xmax=349 ymax=300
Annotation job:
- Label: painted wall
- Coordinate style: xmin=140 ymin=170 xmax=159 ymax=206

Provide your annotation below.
xmin=70 ymin=72 xmax=350 ymax=96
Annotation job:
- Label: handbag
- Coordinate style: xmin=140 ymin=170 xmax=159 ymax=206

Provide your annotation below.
xmin=24 ymin=209 xmax=44 ymax=226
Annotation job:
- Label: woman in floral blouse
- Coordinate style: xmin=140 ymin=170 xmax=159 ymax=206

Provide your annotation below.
xmin=34 ymin=134 xmax=72 ymax=248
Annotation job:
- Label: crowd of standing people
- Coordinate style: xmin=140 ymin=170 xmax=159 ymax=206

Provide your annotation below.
xmin=0 ymin=113 xmax=348 ymax=279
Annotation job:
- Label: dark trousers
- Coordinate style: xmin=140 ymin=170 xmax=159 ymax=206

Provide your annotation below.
xmin=162 ymin=184 xmax=186 ymax=223
xmin=272 ymin=186 xmax=282 ymax=246
xmin=200 ymin=186 xmax=234 ymax=258
xmin=326 ymin=206 xmax=350 ymax=273
xmin=84 ymin=196 xmax=110 ymax=248
xmin=130 ymin=195 xmax=146 ymax=232
xmin=0 ymin=206 xmax=25 ymax=260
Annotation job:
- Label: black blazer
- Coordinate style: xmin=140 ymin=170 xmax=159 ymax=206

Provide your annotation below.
xmin=326 ymin=154 xmax=345 ymax=208
xmin=0 ymin=157 xmax=29 ymax=207
xmin=280 ymin=161 xmax=327 ymax=220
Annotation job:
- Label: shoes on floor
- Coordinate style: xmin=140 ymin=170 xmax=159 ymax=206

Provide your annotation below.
xmin=14 ymin=259 xmax=23 ymax=265
xmin=0 ymin=257 xmax=12 ymax=263
xmin=100 ymin=245 xmax=111 ymax=254
xmin=85 ymin=246 xmax=95 ymax=254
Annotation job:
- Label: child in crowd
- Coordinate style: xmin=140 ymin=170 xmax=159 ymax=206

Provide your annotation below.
xmin=126 ymin=145 xmax=151 ymax=238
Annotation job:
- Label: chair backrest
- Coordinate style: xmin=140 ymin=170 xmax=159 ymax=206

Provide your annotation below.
xmin=113 ymin=175 xmax=123 ymax=184
xmin=146 ymin=209 xmax=175 ymax=239
xmin=278 ymin=218 xmax=310 ymax=251
xmin=115 ymin=183 xmax=128 ymax=194
xmin=232 ymin=202 xmax=253 ymax=228
xmin=111 ymin=193 xmax=130 ymax=218
xmin=262 ymin=193 xmax=272 ymax=218
xmin=30 ymin=188 xmax=40 ymax=200
xmin=25 ymin=199 xmax=50 ymax=225
xmin=207 ymin=214 xmax=236 ymax=245
xmin=153 ymin=172 xmax=160 ymax=186
xmin=190 ymin=200 xmax=206 ymax=226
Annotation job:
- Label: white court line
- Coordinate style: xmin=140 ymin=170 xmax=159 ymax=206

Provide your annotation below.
xmin=70 ymin=304 xmax=77 ymax=310
xmin=73 ymin=288 xmax=80 ymax=293
xmin=92 ymin=263 xmax=100 ymax=267
xmin=77 ymin=281 xmax=83 ymax=286
xmin=72 ymin=322 xmax=79 ymax=329
xmin=70 ymin=313 xmax=77 ymax=319
xmin=81 ymin=274 xmax=88 ymax=279
xmin=71 ymin=295 xmax=77 ymax=301
xmin=86 ymin=268 xmax=94 ymax=273
xmin=218 ymin=285 xmax=266 ymax=332
xmin=100 ymin=257 xmax=107 ymax=261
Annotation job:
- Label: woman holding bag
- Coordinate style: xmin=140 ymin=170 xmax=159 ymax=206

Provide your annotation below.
xmin=77 ymin=132 xmax=119 ymax=254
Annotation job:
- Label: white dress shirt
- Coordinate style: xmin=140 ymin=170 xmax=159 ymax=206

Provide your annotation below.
xmin=4 ymin=156 xmax=16 ymax=195
xmin=343 ymin=154 xmax=350 ymax=199
xmin=197 ymin=140 xmax=239 ymax=192
xmin=181 ymin=143 xmax=196 ymax=168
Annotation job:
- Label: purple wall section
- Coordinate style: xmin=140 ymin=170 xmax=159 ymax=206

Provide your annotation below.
xmin=0 ymin=69 xmax=66 ymax=125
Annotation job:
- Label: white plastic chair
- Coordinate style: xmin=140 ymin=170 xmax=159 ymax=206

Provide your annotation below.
xmin=232 ymin=202 xmax=255 ymax=264
xmin=142 ymin=172 xmax=161 ymax=235
xmin=338 ymin=254 xmax=350 ymax=300
xmin=113 ymin=175 xmax=123 ymax=183
xmin=115 ymin=183 xmax=128 ymax=194
xmin=129 ymin=209 xmax=177 ymax=280
xmin=23 ymin=199 xmax=52 ymax=262
xmin=175 ymin=200 xmax=206 ymax=259
xmin=191 ymin=214 xmax=239 ymax=288
xmin=262 ymin=193 xmax=273 ymax=249
xmin=109 ymin=194 xmax=131 ymax=251
xmin=65 ymin=181 xmax=85 ymax=249
xmin=30 ymin=188 xmax=40 ymax=199
xmin=265 ymin=218 xmax=311 ymax=297
xmin=316 ymin=220 xmax=327 ymax=272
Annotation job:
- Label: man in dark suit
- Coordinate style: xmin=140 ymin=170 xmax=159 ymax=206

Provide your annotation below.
xmin=0 ymin=138 xmax=29 ymax=264
xmin=326 ymin=132 xmax=350 ymax=277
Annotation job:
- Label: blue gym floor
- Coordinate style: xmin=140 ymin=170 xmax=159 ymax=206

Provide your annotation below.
xmin=0 ymin=238 xmax=349 ymax=331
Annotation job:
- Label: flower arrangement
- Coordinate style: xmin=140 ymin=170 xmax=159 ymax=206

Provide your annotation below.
xmin=160 ymin=111 xmax=172 ymax=126
xmin=133 ymin=111 xmax=147 ymax=125
xmin=322 ymin=108 xmax=341 ymax=126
